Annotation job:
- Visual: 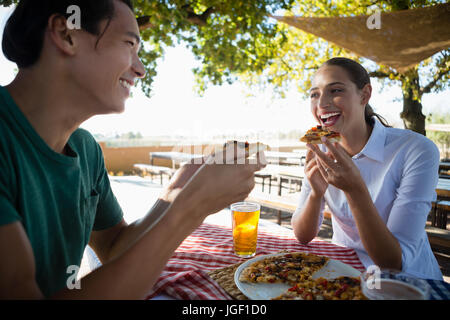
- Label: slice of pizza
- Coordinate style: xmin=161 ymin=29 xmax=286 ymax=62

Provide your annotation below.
xmin=205 ymin=140 xmax=269 ymax=164
xmin=273 ymin=276 xmax=367 ymax=300
xmin=238 ymin=252 xmax=329 ymax=285
xmin=300 ymin=125 xmax=341 ymax=144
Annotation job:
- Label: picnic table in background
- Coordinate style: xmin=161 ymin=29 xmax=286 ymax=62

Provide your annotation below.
xmin=264 ymin=151 xmax=306 ymax=166
xmin=255 ymin=164 xmax=304 ymax=196
xmin=439 ymin=162 xmax=450 ymax=179
xmin=146 ymin=209 xmax=450 ymax=300
xmin=437 ymin=178 xmax=450 ymax=200
xmin=150 ymin=151 xmax=204 ymax=169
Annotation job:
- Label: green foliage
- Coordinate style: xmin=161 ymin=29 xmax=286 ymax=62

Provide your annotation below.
xmin=427 ymin=112 xmax=450 ymax=159
xmin=0 ymin=0 xmax=447 ymax=102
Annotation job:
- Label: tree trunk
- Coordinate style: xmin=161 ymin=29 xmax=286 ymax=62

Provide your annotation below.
xmin=399 ymin=70 xmax=426 ymax=136
xmin=400 ymin=95 xmax=426 ymax=135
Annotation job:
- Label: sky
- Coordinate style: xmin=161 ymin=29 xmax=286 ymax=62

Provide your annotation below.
xmin=0 ymin=5 xmax=448 ymax=141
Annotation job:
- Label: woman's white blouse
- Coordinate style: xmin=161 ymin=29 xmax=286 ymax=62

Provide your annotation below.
xmin=294 ymin=118 xmax=443 ymax=280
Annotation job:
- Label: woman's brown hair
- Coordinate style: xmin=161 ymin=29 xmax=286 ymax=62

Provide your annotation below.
xmin=321 ymin=57 xmax=391 ymax=128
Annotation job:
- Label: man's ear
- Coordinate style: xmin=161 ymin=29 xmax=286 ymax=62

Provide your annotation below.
xmin=361 ymin=83 xmax=372 ymax=106
xmin=46 ymin=14 xmax=77 ymax=56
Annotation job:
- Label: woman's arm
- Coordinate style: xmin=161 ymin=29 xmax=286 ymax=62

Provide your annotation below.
xmin=309 ymin=138 xmax=402 ymax=269
xmin=344 ymin=187 xmax=402 ymax=269
xmin=291 ymin=149 xmax=328 ymax=244
xmin=291 ymin=192 xmax=325 ymax=244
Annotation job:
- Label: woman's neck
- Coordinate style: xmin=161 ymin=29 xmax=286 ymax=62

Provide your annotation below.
xmin=340 ymin=121 xmax=373 ymax=157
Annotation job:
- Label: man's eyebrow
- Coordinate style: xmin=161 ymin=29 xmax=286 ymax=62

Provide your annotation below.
xmin=310 ymin=82 xmax=346 ymax=91
xmin=125 ymin=31 xmax=141 ymax=43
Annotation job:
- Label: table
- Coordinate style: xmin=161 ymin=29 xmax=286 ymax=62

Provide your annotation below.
xmin=437 ymin=178 xmax=450 ymax=199
xmin=440 ymin=162 xmax=450 ymax=171
xmin=145 ymin=210 xmax=450 ymax=300
xmin=150 ymin=152 xmax=204 ymax=168
xmin=264 ymin=151 xmax=306 ymax=166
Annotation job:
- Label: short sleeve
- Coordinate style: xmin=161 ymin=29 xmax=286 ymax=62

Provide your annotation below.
xmin=0 ymin=152 xmax=21 ymax=226
xmin=386 ymin=138 xmax=440 ymax=272
xmin=92 ymin=145 xmax=124 ymax=231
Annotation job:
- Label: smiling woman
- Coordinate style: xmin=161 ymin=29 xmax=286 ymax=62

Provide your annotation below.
xmin=292 ymin=57 xmax=443 ymax=281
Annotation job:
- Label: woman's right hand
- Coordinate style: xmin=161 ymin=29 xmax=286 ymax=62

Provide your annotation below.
xmin=304 ymin=147 xmax=328 ymax=198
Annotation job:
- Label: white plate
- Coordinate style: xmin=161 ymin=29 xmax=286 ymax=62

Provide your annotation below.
xmin=234 ymin=252 xmax=361 ymax=300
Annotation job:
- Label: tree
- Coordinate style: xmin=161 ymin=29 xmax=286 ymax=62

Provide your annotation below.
xmin=1 ymin=0 xmax=448 ymax=135
xmin=239 ymin=0 xmax=450 ymax=135
xmin=0 ymin=0 xmax=296 ymax=97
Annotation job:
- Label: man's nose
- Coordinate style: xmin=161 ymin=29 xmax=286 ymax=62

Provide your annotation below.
xmin=132 ymin=55 xmax=146 ymax=79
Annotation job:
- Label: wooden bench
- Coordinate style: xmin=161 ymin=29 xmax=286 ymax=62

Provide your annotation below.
xmin=246 ymin=191 xmax=331 ymax=225
xmin=133 ymin=164 xmax=174 ymax=185
xmin=436 ymin=201 xmax=449 ymax=229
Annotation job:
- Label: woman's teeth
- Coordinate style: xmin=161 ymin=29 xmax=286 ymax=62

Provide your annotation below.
xmin=120 ymin=79 xmax=131 ymax=90
xmin=320 ymin=112 xmax=341 ymax=126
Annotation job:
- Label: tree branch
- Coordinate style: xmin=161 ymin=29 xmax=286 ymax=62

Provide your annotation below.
xmin=421 ymin=66 xmax=450 ymax=95
xmin=181 ymin=5 xmax=215 ymax=26
xmin=137 ymin=6 xmax=215 ymax=31
xmin=137 ymin=16 xmax=154 ymax=31
xmin=368 ymin=71 xmax=392 ymax=78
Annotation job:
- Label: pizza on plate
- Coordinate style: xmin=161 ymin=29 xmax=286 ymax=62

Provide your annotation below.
xmin=273 ymin=276 xmax=366 ymax=300
xmin=238 ymin=252 xmax=328 ymax=285
xmin=300 ymin=125 xmax=341 ymax=144
xmin=238 ymin=252 xmax=366 ymax=300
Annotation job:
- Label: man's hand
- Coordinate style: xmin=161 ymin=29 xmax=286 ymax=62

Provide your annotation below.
xmin=160 ymin=161 xmax=205 ymax=203
xmin=175 ymin=152 xmax=267 ymax=220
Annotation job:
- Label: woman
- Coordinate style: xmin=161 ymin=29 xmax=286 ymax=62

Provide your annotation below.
xmin=291 ymin=57 xmax=443 ymax=280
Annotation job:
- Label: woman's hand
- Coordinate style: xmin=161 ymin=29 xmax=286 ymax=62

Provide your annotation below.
xmin=304 ymin=148 xmax=329 ymax=198
xmin=307 ymin=137 xmax=365 ymax=194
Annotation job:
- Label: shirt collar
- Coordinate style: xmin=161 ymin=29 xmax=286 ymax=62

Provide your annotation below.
xmin=352 ymin=117 xmax=386 ymax=163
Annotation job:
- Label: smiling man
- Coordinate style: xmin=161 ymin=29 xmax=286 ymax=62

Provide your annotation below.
xmin=0 ymin=0 xmax=264 ymax=299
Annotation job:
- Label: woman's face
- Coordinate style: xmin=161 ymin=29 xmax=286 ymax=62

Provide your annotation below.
xmin=309 ymin=65 xmax=370 ymax=136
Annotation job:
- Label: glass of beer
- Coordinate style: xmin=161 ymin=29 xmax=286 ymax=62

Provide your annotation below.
xmin=230 ymin=202 xmax=260 ymax=258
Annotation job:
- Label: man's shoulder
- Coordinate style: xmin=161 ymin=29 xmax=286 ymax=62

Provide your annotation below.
xmin=69 ymin=128 xmax=103 ymax=159
xmin=70 ymin=128 xmax=100 ymax=149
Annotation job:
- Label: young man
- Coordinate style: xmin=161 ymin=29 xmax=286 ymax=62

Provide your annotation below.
xmin=0 ymin=0 xmax=265 ymax=299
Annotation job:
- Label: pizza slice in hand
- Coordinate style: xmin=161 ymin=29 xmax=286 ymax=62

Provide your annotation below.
xmin=300 ymin=125 xmax=341 ymax=144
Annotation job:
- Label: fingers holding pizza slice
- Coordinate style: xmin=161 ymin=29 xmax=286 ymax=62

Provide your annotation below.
xmin=206 ymin=140 xmax=270 ymax=164
xmin=300 ymin=125 xmax=341 ymax=144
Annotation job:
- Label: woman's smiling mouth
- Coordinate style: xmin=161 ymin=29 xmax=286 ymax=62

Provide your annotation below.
xmin=320 ymin=112 xmax=341 ymax=127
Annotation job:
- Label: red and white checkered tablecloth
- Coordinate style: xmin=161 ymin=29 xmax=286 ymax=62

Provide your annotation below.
xmin=146 ymin=222 xmax=365 ymax=300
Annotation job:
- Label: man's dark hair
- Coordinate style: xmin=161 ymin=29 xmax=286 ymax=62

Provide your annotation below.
xmin=2 ymin=0 xmax=134 ymax=68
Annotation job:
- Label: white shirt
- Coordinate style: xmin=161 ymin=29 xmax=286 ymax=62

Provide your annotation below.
xmin=294 ymin=117 xmax=443 ymax=280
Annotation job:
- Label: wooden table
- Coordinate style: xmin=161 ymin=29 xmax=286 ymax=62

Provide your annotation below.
xmin=264 ymin=151 xmax=306 ymax=166
xmin=150 ymin=152 xmax=204 ymax=168
xmin=440 ymin=162 xmax=450 ymax=171
xmin=437 ymin=178 xmax=450 ymax=199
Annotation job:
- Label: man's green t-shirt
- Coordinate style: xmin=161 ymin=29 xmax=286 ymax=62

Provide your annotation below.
xmin=0 ymin=86 xmax=124 ymax=297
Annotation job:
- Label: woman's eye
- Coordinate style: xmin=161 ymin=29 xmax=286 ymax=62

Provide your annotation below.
xmin=126 ymin=41 xmax=135 ymax=47
xmin=310 ymin=93 xmax=318 ymax=98
xmin=331 ymin=88 xmax=343 ymax=93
